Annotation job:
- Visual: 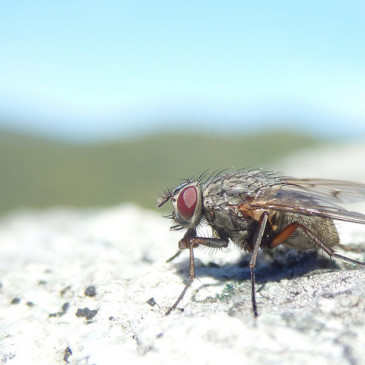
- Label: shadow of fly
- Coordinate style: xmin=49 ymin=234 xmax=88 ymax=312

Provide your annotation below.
xmin=157 ymin=170 xmax=365 ymax=317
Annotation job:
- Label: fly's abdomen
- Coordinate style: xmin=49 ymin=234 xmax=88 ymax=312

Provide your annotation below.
xmin=273 ymin=213 xmax=339 ymax=250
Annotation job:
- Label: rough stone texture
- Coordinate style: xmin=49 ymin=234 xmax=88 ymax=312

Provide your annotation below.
xmin=1 ymin=142 xmax=365 ymax=365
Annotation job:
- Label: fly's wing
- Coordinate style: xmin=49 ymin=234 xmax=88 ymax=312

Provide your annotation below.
xmin=250 ymin=178 xmax=365 ymax=224
xmin=283 ymin=178 xmax=365 ymax=204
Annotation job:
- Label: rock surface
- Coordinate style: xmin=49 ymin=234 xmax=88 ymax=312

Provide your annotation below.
xmin=1 ymin=142 xmax=365 ymax=365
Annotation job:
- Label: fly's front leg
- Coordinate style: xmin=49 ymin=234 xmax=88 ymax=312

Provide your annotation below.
xmin=177 ymin=229 xmax=229 ymax=250
xmin=166 ymin=250 xmax=182 ymax=263
xmin=166 ymin=228 xmax=229 ymax=315
xmin=165 ymin=229 xmax=196 ymax=315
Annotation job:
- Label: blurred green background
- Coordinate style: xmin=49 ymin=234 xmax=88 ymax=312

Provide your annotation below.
xmin=1 ymin=2 xmax=364 ymax=214
xmin=0 ymin=129 xmax=320 ymax=214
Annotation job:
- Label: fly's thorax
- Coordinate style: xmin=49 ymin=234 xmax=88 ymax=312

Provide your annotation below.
xmin=203 ymin=194 xmax=255 ymax=244
xmin=203 ymin=200 xmax=258 ymax=251
xmin=201 ymin=170 xmax=281 ymax=200
xmin=201 ymin=174 xmax=259 ymax=240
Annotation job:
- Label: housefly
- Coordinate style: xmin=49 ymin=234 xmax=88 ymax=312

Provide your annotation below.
xmin=157 ymin=170 xmax=365 ymax=317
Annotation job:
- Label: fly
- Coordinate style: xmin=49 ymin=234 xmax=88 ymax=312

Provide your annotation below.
xmin=157 ymin=170 xmax=365 ymax=317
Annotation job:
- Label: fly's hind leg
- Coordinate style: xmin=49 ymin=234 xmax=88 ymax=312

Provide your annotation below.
xmin=269 ymin=222 xmax=365 ymax=266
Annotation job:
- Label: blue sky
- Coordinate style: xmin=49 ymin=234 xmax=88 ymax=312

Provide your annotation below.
xmin=1 ymin=1 xmax=365 ymax=140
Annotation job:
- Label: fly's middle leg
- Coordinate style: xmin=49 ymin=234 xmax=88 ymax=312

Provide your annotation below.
xmin=249 ymin=212 xmax=269 ymax=317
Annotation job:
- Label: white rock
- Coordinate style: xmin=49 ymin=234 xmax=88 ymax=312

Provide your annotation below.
xmin=1 ymin=143 xmax=365 ymax=365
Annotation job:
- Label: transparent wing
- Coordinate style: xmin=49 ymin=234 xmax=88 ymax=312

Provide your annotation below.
xmin=283 ymin=178 xmax=365 ymax=204
xmin=250 ymin=178 xmax=365 ymax=224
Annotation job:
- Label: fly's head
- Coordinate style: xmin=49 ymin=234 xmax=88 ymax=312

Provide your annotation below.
xmin=157 ymin=181 xmax=203 ymax=229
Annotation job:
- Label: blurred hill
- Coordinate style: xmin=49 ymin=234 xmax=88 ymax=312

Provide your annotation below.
xmin=0 ymin=129 xmax=320 ymax=214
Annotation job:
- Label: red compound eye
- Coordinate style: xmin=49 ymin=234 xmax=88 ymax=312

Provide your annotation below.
xmin=177 ymin=186 xmax=197 ymax=220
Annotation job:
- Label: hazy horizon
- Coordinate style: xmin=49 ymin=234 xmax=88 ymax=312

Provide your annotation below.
xmin=1 ymin=1 xmax=365 ymax=141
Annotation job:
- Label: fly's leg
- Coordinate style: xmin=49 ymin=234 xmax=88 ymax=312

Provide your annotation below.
xmin=269 ymin=222 xmax=365 ymax=266
xmin=166 ymin=250 xmax=182 ymax=263
xmin=166 ymin=228 xmax=229 ymax=315
xmin=190 ymin=237 xmax=229 ymax=248
xmin=165 ymin=235 xmax=196 ymax=315
xmin=249 ymin=212 xmax=269 ymax=317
